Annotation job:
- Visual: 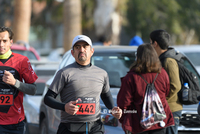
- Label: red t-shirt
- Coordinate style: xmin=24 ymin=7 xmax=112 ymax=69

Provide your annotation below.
xmin=0 ymin=52 xmax=38 ymax=125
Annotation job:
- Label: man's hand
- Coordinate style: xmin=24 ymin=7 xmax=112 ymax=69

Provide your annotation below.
xmin=111 ymin=107 xmax=122 ymax=119
xmin=64 ymin=100 xmax=79 ymax=115
xmin=2 ymin=70 xmax=16 ymax=86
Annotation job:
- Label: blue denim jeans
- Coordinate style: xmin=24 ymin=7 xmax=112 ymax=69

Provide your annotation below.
xmin=166 ymin=110 xmax=182 ymax=134
xmin=0 ymin=121 xmax=25 ymax=134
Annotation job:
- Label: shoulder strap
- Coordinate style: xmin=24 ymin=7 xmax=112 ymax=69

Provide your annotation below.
xmin=133 ymin=73 xmax=159 ymax=122
xmin=138 ymin=73 xmax=158 ymax=84
xmin=160 ymin=57 xmax=167 ymax=67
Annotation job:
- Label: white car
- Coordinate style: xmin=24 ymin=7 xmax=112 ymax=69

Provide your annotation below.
xmin=172 ymin=45 xmax=200 ymax=131
xmin=23 ymin=75 xmax=52 ymax=134
xmin=23 ymin=61 xmax=58 ymax=134
xmin=173 ymin=45 xmax=200 ymax=74
xmin=12 ymin=43 xmax=59 ymax=134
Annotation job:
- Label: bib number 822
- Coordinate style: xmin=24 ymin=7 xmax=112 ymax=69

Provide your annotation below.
xmin=76 ymin=103 xmax=95 ymax=115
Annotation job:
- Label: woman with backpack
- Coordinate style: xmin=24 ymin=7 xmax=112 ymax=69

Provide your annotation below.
xmin=117 ymin=44 xmax=174 ymax=134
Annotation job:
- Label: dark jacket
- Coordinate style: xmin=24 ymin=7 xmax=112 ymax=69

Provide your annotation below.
xmin=159 ymin=47 xmax=182 ymax=62
xmin=117 ymin=68 xmax=174 ymax=134
xmin=159 ymin=48 xmax=182 ymax=112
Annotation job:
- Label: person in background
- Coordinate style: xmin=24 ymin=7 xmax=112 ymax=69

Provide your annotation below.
xmin=44 ymin=35 xmax=122 ymax=134
xmin=0 ymin=26 xmax=38 ymax=134
xmin=93 ymin=35 xmax=112 ymax=46
xmin=129 ymin=35 xmax=143 ymax=46
xmin=117 ymin=44 xmax=174 ymax=134
xmin=150 ymin=29 xmax=182 ymax=134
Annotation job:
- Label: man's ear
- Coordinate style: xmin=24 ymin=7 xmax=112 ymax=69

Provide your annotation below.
xmin=154 ymin=41 xmax=159 ymax=48
xmin=71 ymin=49 xmax=74 ymax=57
xmin=10 ymin=39 xmax=13 ymax=47
xmin=91 ymin=48 xmax=94 ymax=56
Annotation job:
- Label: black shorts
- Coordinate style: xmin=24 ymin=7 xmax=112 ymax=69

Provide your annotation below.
xmin=57 ymin=119 xmax=104 ymax=134
xmin=0 ymin=120 xmax=25 ymax=134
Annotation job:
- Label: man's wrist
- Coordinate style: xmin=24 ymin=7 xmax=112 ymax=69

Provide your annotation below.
xmin=14 ymin=79 xmax=20 ymax=88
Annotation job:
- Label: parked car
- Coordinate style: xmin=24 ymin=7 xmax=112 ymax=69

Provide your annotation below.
xmin=167 ymin=45 xmax=200 ymax=131
xmin=11 ymin=41 xmax=41 ymax=61
xmin=39 ymin=45 xmax=200 ymax=134
xmin=173 ymin=45 xmax=200 ymax=74
xmin=23 ymin=61 xmax=58 ymax=134
xmin=176 ymin=53 xmax=200 ymax=131
xmin=23 ymin=75 xmax=52 ymax=134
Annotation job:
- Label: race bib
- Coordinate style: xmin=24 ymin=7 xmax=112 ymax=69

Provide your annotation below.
xmin=76 ymin=97 xmax=96 ymax=115
xmin=0 ymin=69 xmax=19 ymax=108
xmin=0 ymin=89 xmax=14 ymax=106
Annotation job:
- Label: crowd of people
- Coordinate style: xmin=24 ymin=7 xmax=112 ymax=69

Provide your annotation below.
xmin=0 ymin=26 xmax=199 ymax=134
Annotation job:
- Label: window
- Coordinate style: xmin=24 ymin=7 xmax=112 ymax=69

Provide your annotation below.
xmin=12 ymin=50 xmax=37 ymax=60
xmin=92 ymin=52 xmax=136 ymax=87
xmin=184 ymin=52 xmax=200 ymax=66
xmin=182 ymin=57 xmax=200 ymax=86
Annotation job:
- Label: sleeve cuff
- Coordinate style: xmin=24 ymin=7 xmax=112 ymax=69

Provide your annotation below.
xmin=62 ymin=104 xmax=65 ymax=111
xmin=14 ymin=79 xmax=20 ymax=88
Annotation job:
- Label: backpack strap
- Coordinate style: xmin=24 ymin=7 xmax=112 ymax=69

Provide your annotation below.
xmin=133 ymin=73 xmax=159 ymax=124
xmin=160 ymin=57 xmax=166 ymax=67
xmin=138 ymin=73 xmax=158 ymax=84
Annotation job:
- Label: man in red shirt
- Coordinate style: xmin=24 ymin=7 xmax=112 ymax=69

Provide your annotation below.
xmin=0 ymin=26 xmax=38 ymax=134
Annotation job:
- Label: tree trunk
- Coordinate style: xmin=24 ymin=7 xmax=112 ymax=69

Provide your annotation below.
xmin=13 ymin=0 xmax=31 ymax=43
xmin=63 ymin=0 xmax=82 ymax=52
xmin=94 ymin=0 xmax=121 ymax=45
xmin=184 ymin=29 xmax=195 ymax=45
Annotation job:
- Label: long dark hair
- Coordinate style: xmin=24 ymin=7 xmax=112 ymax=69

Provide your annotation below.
xmin=130 ymin=43 xmax=162 ymax=74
